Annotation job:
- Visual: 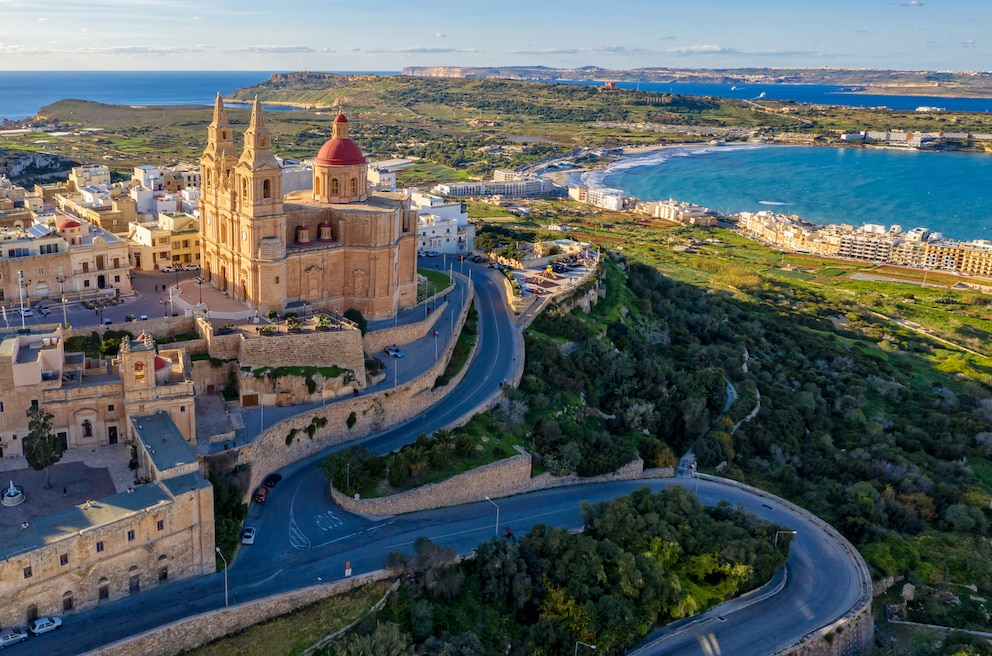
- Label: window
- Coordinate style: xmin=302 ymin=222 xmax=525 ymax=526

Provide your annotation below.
xmin=263 ymin=179 xmax=271 ymax=199
xmin=23 ymin=566 xmax=32 ymax=579
xmin=84 ymin=280 xmax=91 ymax=288
xmin=157 ymin=519 xmax=164 ymax=531
xmin=115 ymin=275 xmax=120 ymax=283
xmin=350 ymin=178 xmax=358 ymax=195
xmin=60 ymin=554 xmax=68 ymax=566
xmin=275 ymin=276 xmax=280 ymax=284
xmin=31 ymin=399 xmax=38 ymax=408
xmin=108 ymin=404 xmax=114 ymax=412
xmin=330 ymin=178 xmax=340 ymax=195
xmin=127 ymin=530 xmax=135 ymax=542
xmin=180 ymin=406 xmax=186 ymax=413
xmin=96 ymin=541 xmax=104 ymax=553
xmin=0 ymin=401 xmax=4 ymax=412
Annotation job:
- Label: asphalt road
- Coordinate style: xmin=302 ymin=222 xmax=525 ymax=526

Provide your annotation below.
xmin=17 ymin=265 xmax=864 ymax=656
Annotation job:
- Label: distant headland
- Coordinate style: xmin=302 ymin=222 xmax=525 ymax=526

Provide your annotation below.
xmin=401 ymin=66 xmax=992 ymax=99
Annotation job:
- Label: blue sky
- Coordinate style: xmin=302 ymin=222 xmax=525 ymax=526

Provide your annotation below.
xmin=0 ymin=0 xmax=986 ymax=72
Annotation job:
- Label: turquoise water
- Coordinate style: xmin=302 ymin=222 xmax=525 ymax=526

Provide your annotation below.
xmin=597 ymin=145 xmax=992 ymax=242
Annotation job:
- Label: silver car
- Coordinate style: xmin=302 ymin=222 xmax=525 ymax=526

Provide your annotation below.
xmin=28 ymin=616 xmax=62 ymax=635
xmin=0 ymin=627 xmax=28 ymax=647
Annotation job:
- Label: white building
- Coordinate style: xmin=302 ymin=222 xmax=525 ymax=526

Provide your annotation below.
xmin=410 ymin=191 xmax=474 ymax=254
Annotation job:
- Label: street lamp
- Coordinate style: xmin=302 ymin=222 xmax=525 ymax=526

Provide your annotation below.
xmin=575 ymin=641 xmax=596 ymax=656
xmin=197 ymin=278 xmax=203 ymax=305
xmin=775 ymin=530 xmax=797 ymax=547
xmin=485 ymin=496 xmax=500 ymax=537
xmin=215 ymin=547 xmax=229 ymax=607
xmin=56 ymin=268 xmax=67 ymax=330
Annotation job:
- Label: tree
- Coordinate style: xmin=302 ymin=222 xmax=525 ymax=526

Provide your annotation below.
xmin=25 ymin=405 xmax=64 ymax=489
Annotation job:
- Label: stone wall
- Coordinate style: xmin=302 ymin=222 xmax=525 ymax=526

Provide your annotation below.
xmin=244 ymin=280 xmax=475 ymax=494
xmin=83 ymin=571 xmax=391 ymax=656
xmin=363 ymin=301 xmax=445 ymax=354
xmin=332 ymin=454 xmax=663 ymax=516
xmin=189 ymin=359 xmax=238 ymax=396
xmin=239 ymin=328 xmax=367 ymax=390
xmin=66 ymin=316 xmax=196 ymax=342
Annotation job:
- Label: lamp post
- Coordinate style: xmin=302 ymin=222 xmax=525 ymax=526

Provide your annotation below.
xmin=17 ymin=270 xmax=27 ymax=329
xmin=775 ymin=530 xmax=797 ymax=547
xmin=56 ymin=268 xmax=67 ymax=330
xmin=197 ymin=278 xmax=203 ymax=306
xmin=485 ymin=496 xmax=499 ymax=537
xmin=215 ymin=547 xmax=229 ymax=607
xmin=574 ymin=641 xmax=596 ymax=656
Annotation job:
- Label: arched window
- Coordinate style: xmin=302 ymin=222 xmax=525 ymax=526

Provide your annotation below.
xmin=241 ymin=177 xmax=248 ymax=201
xmin=314 ymin=177 xmax=321 ymax=196
xmin=350 ymin=178 xmax=358 ymax=195
xmin=262 ymin=179 xmax=271 ymax=199
xmin=330 ymin=178 xmax=340 ymax=195
xmin=98 ymin=577 xmax=110 ymax=601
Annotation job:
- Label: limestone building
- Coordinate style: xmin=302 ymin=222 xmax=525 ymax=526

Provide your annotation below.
xmin=198 ymin=96 xmax=418 ymax=319
xmin=0 ymin=410 xmax=213 ymax=629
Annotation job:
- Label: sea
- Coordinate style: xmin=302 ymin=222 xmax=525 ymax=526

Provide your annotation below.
xmin=592 ymin=144 xmax=992 ymax=243
xmin=2 ymin=71 xmax=990 ymax=241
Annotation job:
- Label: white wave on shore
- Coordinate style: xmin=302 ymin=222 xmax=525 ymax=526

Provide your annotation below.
xmin=579 ymin=144 xmax=762 ymax=198
xmin=758 ymin=200 xmax=791 ymax=206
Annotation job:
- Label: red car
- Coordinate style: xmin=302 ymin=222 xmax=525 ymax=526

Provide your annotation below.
xmin=253 ymin=486 xmax=269 ymax=503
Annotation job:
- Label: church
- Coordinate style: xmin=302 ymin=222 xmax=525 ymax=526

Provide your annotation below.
xmin=198 ymin=96 xmax=419 ymax=319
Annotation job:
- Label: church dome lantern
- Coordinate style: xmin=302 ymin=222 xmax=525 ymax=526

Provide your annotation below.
xmin=295 ymin=225 xmax=312 ymax=245
xmin=317 ymin=221 xmax=334 ymax=242
xmin=312 ymin=111 xmax=369 ymax=204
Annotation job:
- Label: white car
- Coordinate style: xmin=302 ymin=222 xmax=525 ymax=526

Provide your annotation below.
xmin=28 ymin=616 xmax=62 ymax=635
xmin=182 ymin=263 xmax=200 ymax=271
xmin=160 ymin=265 xmax=177 ymax=273
xmin=18 ymin=308 xmax=34 ymax=318
xmin=241 ymin=527 xmax=257 ymax=545
xmin=385 ymin=345 xmax=405 ymax=358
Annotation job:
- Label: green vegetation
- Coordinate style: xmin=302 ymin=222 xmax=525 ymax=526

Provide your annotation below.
xmin=436 ymin=301 xmax=478 ymax=387
xmin=321 ymin=488 xmax=788 ymax=655
xmin=417 ymin=269 xmax=452 ymax=302
xmin=320 ymin=412 xmax=526 ymax=499
xmin=184 ymin=580 xmax=394 ymax=656
xmin=211 ymin=473 xmax=247 ymax=567
xmin=64 ymin=329 xmax=134 ymax=358
xmin=24 ymin=405 xmax=64 ymax=489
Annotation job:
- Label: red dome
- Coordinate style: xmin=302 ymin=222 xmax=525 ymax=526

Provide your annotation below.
xmin=314 ymin=137 xmax=366 ymax=167
xmin=58 ymin=218 xmax=81 ymax=229
xmin=333 ymin=113 xmax=348 ymax=124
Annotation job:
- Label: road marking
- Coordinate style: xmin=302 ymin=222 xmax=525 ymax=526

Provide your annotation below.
xmin=315 ymin=510 xmax=344 ymax=531
xmin=247 ymin=569 xmax=283 ymax=587
xmin=311 ymin=520 xmax=396 ymax=549
xmin=289 ymin=514 xmax=311 ymax=551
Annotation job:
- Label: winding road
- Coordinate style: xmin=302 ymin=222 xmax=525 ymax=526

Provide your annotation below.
xmin=47 ymin=266 xmax=868 ymax=656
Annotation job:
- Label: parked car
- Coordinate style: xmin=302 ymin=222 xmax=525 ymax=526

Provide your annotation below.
xmin=18 ymin=308 xmax=34 ymax=318
xmin=0 ymin=628 xmax=28 ymax=647
xmin=28 ymin=616 xmax=62 ymax=635
xmin=182 ymin=263 xmax=200 ymax=271
xmin=263 ymin=473 xmax=282 ymax=488
xmin=241 ymin=527 xmax=257 ymax=545
xmin=385 ymin=345 xmax=405 ymax=358
xmin=39 ymin=304 xmax=52 ymax=316
xmin=160 ymin=265 xmax=177 ymax=273
xmin=253 ymin=486 xmax=269 ymax=504
xmin=102 ymin=318 xmax=113 ymax=326
xmin=139 ymin=314 xmax=149 ymax=321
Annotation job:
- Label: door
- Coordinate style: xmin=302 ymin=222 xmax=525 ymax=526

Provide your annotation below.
xmin=108 ymin=426 xmax=118 ymax=445
xmin=97 ymin=274 xmax=106 ymax=289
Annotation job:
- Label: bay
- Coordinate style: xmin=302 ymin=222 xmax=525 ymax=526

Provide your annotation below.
xmin=596 ymin=145 xmax=992 ymax=242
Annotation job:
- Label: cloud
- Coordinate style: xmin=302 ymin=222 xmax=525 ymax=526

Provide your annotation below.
xmin=666 ymin=44 xmax=819 ymax=57
xmin=659 ymin=36 xmax=678 ymax=41
xmin=963 ymin=39 xmax=975 ymax=47
xmin=901 ymin=0 xmax=922 ymax=5
xmin=226 ymin=45 xmax=315 ymax=54
xmin=432 ymin=32 xmax=446 ymax=39
xmin=0 ymin=43 xmax=207 ymax=57
xmin=360 ymin=46 xmax=479 ymax=54
xmin=510 ymin=45 xmax=648 ymax=56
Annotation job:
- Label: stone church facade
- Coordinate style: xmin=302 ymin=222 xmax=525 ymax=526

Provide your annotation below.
xmin=198 ymin=96 xmax=419 ymax=319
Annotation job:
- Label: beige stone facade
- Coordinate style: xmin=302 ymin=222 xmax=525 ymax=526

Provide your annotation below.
xmin=0 ymin=410 xmax=213 ymax=630
xmin=198 ymin=97 xmax=418 ymax=319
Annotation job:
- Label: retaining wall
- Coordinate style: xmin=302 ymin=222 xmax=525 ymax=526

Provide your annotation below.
xmin=239 ymin=328 xmax=368 ymax=390
xmin=363 ymin=301 xmax=446 ymax=354
xmin=243 ymin=280 xmax=475 ymax=494
xmin=82 ymin=571 xmax=391 ymax=656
